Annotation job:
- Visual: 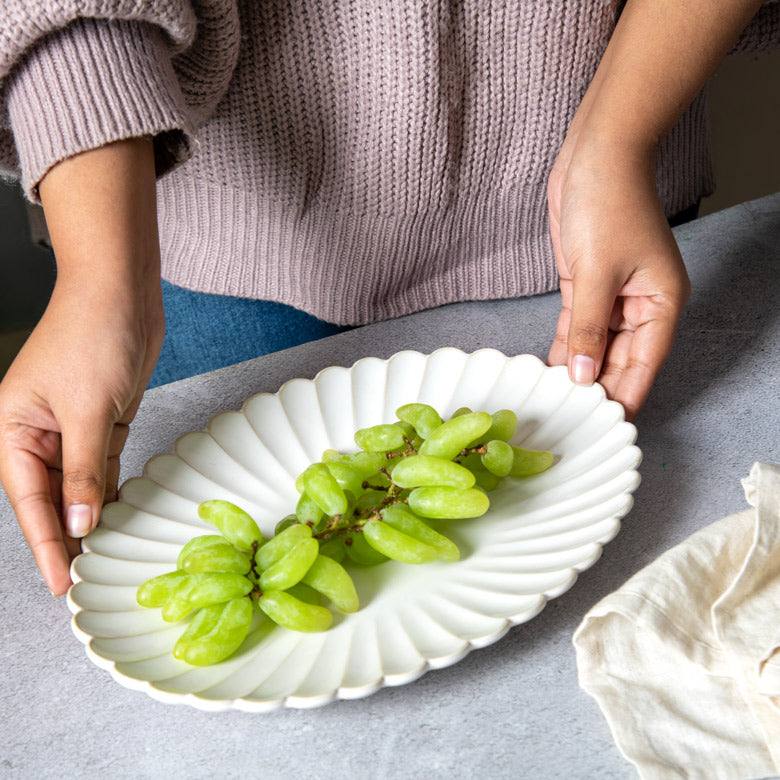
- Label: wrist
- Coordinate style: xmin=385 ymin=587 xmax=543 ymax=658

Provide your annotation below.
xmin=54 ymin=247 xmax=161 ymax=298
xmin=41 ymin=137 xmax=163 ymax=309
xmin=563 ymin=119 xmax=658 ymax=190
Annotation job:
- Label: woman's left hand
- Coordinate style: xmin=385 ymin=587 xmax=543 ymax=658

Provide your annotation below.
xmin=546 ymin=136 xmax=691 ymax=419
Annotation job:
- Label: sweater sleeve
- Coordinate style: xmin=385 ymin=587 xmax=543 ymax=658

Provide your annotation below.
xmin=0 ymin=2 xmax=239 ymax=200
xmin=733 ymin=0 xmax=780 ymax=52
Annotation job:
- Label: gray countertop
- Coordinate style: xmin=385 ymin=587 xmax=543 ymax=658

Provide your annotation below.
xmin=1 ymin=194 xmax=778 ymax=779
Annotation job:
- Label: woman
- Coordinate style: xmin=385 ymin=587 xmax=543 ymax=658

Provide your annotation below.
xmin=0 ymin=0 xmax=774 ymax=595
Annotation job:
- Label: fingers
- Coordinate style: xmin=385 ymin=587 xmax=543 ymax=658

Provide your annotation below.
xmin=60 ymin=413 xmax=113 ymax=539
xmin=597 ymin=311 xmax=678 ymax=420
xmin=598 ymin=329 xmax=632 ymax=400
xmin=613 ymin=316 xmax=677 ymax=419
xmin=566 ymin=268 xmax=621 ymax=385
xmin=2 ymin=449 xmax=72 ymax=595
xmin=547 ymin=306 xmax=571 ymax=366
xmin=104 ymin=423 xmax=128 ymax=503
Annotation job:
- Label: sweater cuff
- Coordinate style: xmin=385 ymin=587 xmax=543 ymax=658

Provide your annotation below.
xmin=6 ymin=17 xmax=194 ymax=201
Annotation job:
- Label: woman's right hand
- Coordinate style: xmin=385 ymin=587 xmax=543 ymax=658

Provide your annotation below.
xmin=0 ymin=138 xmax=163 ymax=595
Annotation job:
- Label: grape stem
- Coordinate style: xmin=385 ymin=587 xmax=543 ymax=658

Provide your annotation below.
xmin=384 ymin=440 xmax=418 ymax=459
xmin=307 ymin=439 xmax=426 ymax=543
xmin=248 ymin=540 xmax=263 ymax=601
xmin=312 ymin=485 xmax=404 ymax=543
xmin=455 ymin=445 xmax=487 ymax=461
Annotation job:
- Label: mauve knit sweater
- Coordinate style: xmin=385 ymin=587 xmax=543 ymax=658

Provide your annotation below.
xmin=1 ymin=2 xmax=778 ymax=325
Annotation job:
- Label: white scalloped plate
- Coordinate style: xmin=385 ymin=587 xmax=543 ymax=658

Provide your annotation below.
xmin=66 ymin=349 xmax=641 ymax=711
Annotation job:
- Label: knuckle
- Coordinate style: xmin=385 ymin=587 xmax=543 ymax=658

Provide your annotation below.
xmin=10 ymin=489 xmax=50 ymax=515
xmin=30 ymin=533 xmax=60 ymax=553
xmin=600 ymin=364 xmax=624 ymax=381
xmin=62 ymin=468 xmax=104 ymax=497
xmin=571 ymin=322 xmax=608 ymax=350
xmin=625 ymin=356 xmax=655 ymax=375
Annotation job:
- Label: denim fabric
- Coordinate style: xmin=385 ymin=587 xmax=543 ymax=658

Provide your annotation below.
xmin=149 ymin=281 xmax=350 ymax=387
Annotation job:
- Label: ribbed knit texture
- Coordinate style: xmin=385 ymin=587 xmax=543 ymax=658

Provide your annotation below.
xmin=1 ymin=2 xmax=778 ymax=325
xmin=6 ymin=19 xmax=194 ymax=190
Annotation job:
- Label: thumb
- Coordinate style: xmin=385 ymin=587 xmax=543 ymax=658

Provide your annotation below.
xmin=567 ymin=267 xmax=620 ymax=386
xmin=61 ymin=413 xmax=111 ymax=539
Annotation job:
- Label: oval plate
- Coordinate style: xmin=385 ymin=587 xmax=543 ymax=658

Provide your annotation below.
xmin=67 ymin=349 xmax=641 ymax=711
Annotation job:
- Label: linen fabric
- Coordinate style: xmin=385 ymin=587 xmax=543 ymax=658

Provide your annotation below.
xmin=574 ymin=462 xmax=780 ymax=779
xmin=1 ymin=2 xmax=779 ymax=324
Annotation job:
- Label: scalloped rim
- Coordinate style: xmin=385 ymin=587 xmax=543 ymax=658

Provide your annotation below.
xmin=67 ymin=348 xmax=641 ymax=712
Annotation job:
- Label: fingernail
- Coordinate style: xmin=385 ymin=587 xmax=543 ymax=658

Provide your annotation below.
xmin=572 ymin=355 xmax=596 ymax=385
xmin=66 ymin=504 xmax=92 ymax=538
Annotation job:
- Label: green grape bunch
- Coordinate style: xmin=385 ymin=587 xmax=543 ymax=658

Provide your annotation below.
xmin=136 ymin=403 xmax=555 ymax=666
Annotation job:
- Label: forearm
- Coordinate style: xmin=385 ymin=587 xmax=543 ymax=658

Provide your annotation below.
xmin=576 ymin=0 xmax=763 ymax=153
xmin=39 ymin=137 xmax=161 ymax=303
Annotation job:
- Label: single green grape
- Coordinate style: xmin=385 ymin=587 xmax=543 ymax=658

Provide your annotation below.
xmin=362 ymin=519 xmax=439 ymax=564
xmin=345 ymin=531 xmax=389 ymax=565
xmin=481 ymin=439 xmax=514 ymax=477
xmin=363 ymin=471 xmax=391 ymax=489
xmin=451 ymin=406 xmax=473 ymax=418
xmin=459 ymin=453 xmax=484 ymax=473
xmin=474 ymin=468 xmax=501 ymax=491
xmin=258 ymin=537 xmax=319 ymax=591
xmin=161 ymin=573 xmax=253 ymax=622
xmin=486 ymin=409 xmax=518 ymax=442
xmin=136 ymin=570 xmax=190 ymax=608
xmin=381 ymin=503 xmax=460 ymax=561
xmin=321 ymin=448 xmax=342 ymax=462
xmin=396 ymin=402 xmax=443 ymax=439
xmin=302 ymin=463 xmax=348 ymax=516
xmin=353 ymin=489 xmax=385 ymax=515
xmin=302 ymin=554 xmax=359 ymax=612
xmin=176 ymin=535 xmax=229 ymax=570
xmin=295 ymin=473 xmax=305 ymax=493
xmin=173 ymin=597 xmax=253 ymax=666
xmin=181 ymin=545 xmax=251 ymax=575
xmin=295 ymin=491 xmax=324 ymax=526
xmin=392 ymin=421 xmax=423 ymax=451
xmin=318 ymin=536 xmax=347 ymax=563
xmin=324 ymin=461 xmax=365 ymax=496
xmin=418 ymin=412 xmax=492 ymax=460
xmin=394 ymin=420 xmax=417 ymax=440
xmin=408 ymin=486 xmax=490 ymax=519
xmin=197 ymin=500 xmax=264 ymax=552
xmin=285 ymin=581 xmax=325 ymax=605
xmin=459 ymin=453 xmax=502 ymax=491
xmin=341 ymin=489 xmax=359 ymax=521
xmin=255 ymin=522 xmax=312 ymax=570
xmin=342 ymin=451 xmax=386 ymax=478
xmin=390 ymin=454 xmax=475 ymax=489
xmin=258 ymin=590 xmax=333 ymax=632
xmin=354 ymin=423 xmax=406 ymax=453
xmin=466 ymin=409 xmax=518 ymax=447
xmin=510 ymin=446 xmax=555 ymax=477
xmin=275 ymin=514 xmax=300 ymax=535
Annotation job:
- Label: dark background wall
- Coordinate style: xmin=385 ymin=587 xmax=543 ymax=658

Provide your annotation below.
xmin=0 ymin=48 xmax=778 ymax=378
xmin=0 ymin=180 xmax=55 ymax=375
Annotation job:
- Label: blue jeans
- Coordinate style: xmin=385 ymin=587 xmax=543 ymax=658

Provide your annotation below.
xmin=149 ymin=281 xmax=350 ymax=387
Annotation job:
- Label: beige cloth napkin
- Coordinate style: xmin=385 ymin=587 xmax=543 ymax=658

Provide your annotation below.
xmin=574 ymin=462 xmax=780 ymax=779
